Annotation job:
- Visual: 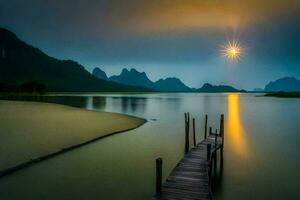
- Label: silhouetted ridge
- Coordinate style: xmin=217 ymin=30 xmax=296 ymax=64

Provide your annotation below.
xmin=0 ymin=27 xmax=150 ymax=92
xmin=108 ymin=68 xmax=193 ymax=91
xmin=92 ymin=67 xmax=108 ymax=80
xmin=109 ymin=68 xmax=155 ymax=88
xmin=154 ymin=77 xmax=191 ymax=91
xmin=264 ymin=77 xmax=300 ymax=92
xmin=197 ymin=83 xmax=241 ymax=92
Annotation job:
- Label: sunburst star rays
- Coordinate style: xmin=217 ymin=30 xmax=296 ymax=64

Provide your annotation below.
xmin=221 ymin=40 xmax=243 ymax=61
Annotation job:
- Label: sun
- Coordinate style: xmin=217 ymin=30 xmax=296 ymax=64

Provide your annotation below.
xmin=221 ymin=40 xmax=243 ymax=61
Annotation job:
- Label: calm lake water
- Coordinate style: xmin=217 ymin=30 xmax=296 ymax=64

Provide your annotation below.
xmin=0 ymin=93 xmax=299 ymax=200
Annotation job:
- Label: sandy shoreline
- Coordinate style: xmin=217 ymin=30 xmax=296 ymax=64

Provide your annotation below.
xmin=0 ymin=100 xmax=146 ymax=174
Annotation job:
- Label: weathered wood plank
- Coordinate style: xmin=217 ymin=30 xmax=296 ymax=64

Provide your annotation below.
xmin=156 ymin=136 xmax=222 ymax=200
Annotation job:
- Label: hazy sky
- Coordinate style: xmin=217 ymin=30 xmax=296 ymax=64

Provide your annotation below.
xmin=0 ymin=0 xmax=299 ymax=89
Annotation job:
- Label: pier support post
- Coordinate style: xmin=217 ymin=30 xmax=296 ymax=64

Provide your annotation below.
xmin=184 ymin=112 xmax=187 ymax=123
xmin=187 ymin=112 xmax=190 ymax=137
xmin=209 ymin=127 xmax=212 ymax=136
xmin=184 ymin=113 xmax=187 ymax=136
xmin=185 ymin=113 xmax=190 ymax=154
xmin=214 ymin=130 xmax=218 ymax=149
xmin=214 ymin=132 xmax=218 ymax=170
xmin=204 ymin=114 xmax=208 ymax=139
xmin=193 ymin=118 xmax=196 ymax=146
xmin=156 ymin=158 xmax=163 ymax=196
xmin=220 ymin=114 xmax=225 ymax=151
xmin=184 ymin=113 xmax=187 ymax=137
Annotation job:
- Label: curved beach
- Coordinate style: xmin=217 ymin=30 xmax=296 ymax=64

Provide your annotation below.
xmin=0 ymin=100 xmax=146 ymax=173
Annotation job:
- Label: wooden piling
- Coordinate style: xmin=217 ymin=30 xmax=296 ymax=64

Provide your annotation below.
xmin=192 ymin=118 xmax=196 ymax=146
xmin=219 ymin=114 xmax=223 ymax=136
xmin=184 ymin=114 xmax=186 ymax=152
xmin=214 ymin=132 xmax=218 ymax=170
xmin=214 ymin=130 xmax=218 ymax=148
xmin=184 ymin=113 xmax=187 ymax=132
xmin=220 ymin=114 xmax=225 ymax=149
xmin=185 ymin=114 xmax=190 ymax=154
xmin=205 ymin=114 xmax=208 ymax=139
xmin=209 ymin=127 xmax=212 ymax=136
xmin=184 ymin=113 xmax=187 ymax=136
xmin=187 ymin=112 xmax=190 ymax=137
xmin=156 ymin=158 xmax=163 ymax=196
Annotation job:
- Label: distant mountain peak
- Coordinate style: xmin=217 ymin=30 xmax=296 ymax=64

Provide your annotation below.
xmin=198 ymin=83 xmax=240 ymax=92
xmin=154 ymin=77 xmax=191 ymax=92
xmin=120 ymin=68 xmax=147 ymax=76
xmin=128 ymin=68 xmax=146 ymax=75
xmin=275 ymin=76 xmax=298 ymax=82
xmin=110 ymin=68 xmax=154 ymax=88
xmin=121 ymin=68 xmax=129 ymax=74
xmin=202 ymin=83 xmax=213 ymax=87
xmin=265 ymin=76 xmax=300 ymax=92
xmin=92 ymin=67 xmax=108 ymax=80
xmin=130 ymin=68 xmax=138 ymax=72
xmin=109 ymin=68 xmax=192 ymax=91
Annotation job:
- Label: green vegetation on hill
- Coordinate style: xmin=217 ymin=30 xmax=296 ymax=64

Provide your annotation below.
xmin=0 ymin=28 xmax=151 ymax=92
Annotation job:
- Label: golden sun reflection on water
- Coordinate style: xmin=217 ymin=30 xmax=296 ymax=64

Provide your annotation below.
xmin=227 ymin=93 xmax=248 ymax=156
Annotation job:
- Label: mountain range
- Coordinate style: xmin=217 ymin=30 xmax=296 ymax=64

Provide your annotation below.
xmin=92 ymin=67 xmax=243 ymax=92
xmin=3 ymin=27 xmax=282 ymax=93
xmin=101 ymin=68 xmax=191 ymax=92
xmin=1 ymin=27 xmax=299 ymax=93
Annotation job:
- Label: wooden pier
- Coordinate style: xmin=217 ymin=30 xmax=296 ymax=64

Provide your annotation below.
xmin=154 ymin=113 xmax=224 ymax=200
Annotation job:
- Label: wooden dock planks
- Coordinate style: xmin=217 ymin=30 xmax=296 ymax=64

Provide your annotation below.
xmin=156 ymin=136 xmax=222 ymax=200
